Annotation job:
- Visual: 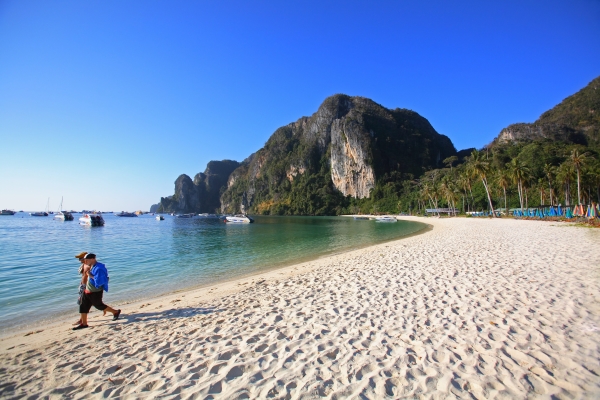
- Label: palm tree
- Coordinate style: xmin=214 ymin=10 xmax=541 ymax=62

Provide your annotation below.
xmin=467 ymin=150 xmax=496 ymax=217
xmin=421 ymin=183 xmax=439 ymax=216
xmin=570 ymin=149 xmax=591 ymax=204
xmin=456 ymin=175 xmax=470 ymax=213
xmin=543 ymin=163 xmax=555 ymax=206
xmin=495 ymin=169 xmax=511 ymax=215
xmin=508 ymin=158 xmax=530 ymax=212
xmin=557 ymin=162 xmax=575 ymax=206
xmin=538 ymin=178 xmax=546 ymax=206
xmin=443 ymin=156 xmax=458 ymax=175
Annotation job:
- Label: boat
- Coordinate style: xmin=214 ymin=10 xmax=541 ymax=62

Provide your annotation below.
xmin=353 ymin=216 xmax=369 ymax=220
xmin=224 ymin=215 xmax=254 ymax=223
xmin=115 ymin=212 xmax=138 ymax=217
xmin=79 ymin=213 xmax=105 ymax=226
xmin=31 ymin=198 xmax=50 ymax=216
xmin=375 ymin=216 xmax=397 ymax=222
xmin=1 ymin=209 xmax=16 ymax=215
xmin=175 ymin=213 xmax=194 ymax=218
xmin=156 ymin=215 xmax=165 ymax=220
xmin=54 ymin=197 xmax=74 ymax=221
xmin=197 ymin=213 xmax=219 ymax=218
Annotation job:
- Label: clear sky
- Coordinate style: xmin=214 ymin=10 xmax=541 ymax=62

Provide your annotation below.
xmin=1 ymin=0 xmax=599 ymax=211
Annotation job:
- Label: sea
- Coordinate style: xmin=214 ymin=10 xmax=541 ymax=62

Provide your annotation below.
xmin=0 ymin=213 xmax=426 ymax=333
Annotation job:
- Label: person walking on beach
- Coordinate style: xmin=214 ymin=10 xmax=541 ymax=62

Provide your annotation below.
xmin=73 ymin=252 xmax=88 ymax=326
xmin=73 ymin=253 xmax=121 ymax=330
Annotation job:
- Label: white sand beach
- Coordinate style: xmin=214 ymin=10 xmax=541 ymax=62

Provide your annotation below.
xmin=1 ymin=217 xmax=599 ymax=399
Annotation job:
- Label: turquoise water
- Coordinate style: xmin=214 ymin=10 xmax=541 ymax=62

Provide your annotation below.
xmin=0 ymin=214 xmax=425 ymax=332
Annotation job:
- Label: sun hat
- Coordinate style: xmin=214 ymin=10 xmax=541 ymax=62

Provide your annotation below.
xmin=75 ymin=252 xmax=88 ymax=259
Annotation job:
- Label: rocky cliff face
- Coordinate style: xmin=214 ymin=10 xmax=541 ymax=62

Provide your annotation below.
xmin=220 ymin=94 xmax=456 ymax=214
xmin=492 ymin=76 xmax=600 ymax=148
xmin=157 ymin=160 xmax=240 ymax=213
xmin=330 ymin=115 xmax=375 ymax=198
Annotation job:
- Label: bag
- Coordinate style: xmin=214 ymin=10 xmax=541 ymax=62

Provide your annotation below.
xmin=77 ymin=284 xmax=85 ymax=305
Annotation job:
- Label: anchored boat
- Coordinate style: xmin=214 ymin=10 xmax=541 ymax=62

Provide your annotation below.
xmin=224 ymin=215 xmax=254 ymax=223
xmin=54 ymin=197 xmax=74 ymax=221
xmin=79 ymin=213 xmax=105 ymax=226
xmin=116 ymin=212 xmax=137 ymax=217
xmin=374 ymin=216 xmax=397 ymax=222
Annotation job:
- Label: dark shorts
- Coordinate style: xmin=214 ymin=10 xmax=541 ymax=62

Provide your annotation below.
xmin=79 ymin=291 xmax=108 ymax=313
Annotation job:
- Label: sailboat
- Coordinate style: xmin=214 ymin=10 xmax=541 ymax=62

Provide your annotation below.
xmin=54 ymin=197 xmax=74 ymax=221
xmin=30 ymin=198 xmax=50 ymax=217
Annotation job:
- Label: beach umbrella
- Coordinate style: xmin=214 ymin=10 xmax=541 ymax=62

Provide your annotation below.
xmin=565 ymin=207 xmax=573 ymax=219
xmin=586 ymin=203 xmax=597 ymax=219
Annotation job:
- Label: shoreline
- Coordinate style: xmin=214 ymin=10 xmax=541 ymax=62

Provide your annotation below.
xmin=0 ymin=219 xmax=431 ymax=344
xmin=2 ymin=216 xmax=599 ymax=398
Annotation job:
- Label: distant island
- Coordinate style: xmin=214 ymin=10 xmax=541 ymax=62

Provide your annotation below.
xmin=153 ymin=76 xmax=599 ymax=215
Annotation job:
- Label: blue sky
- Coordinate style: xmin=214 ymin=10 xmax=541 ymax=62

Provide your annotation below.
xmin=1 ymin=0 xmax=599 ymax=211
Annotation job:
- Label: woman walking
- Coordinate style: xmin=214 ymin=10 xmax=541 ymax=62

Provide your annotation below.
xmin=72 ymin=253 xmax=121 ymax=330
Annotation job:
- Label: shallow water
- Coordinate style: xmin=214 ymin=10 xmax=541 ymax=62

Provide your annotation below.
xmin=0 ymin=213 xmax=425 ymax=332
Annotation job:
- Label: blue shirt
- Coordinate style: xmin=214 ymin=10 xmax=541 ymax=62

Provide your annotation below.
xmin=89 ymin=262 xmax=109 ymax=292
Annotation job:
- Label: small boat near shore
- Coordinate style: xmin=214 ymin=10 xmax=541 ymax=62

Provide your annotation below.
xmin=1 ymin=209 xmax=16 ymax=215
xmin=175 ymin=213 xmax=194 ymax=218
xmin=116 ymin=212 xmax=137 ymax=217
xmin=375 ymin=216 xmax=397 ymax=222
xmin=224 ymin=215 xmax=254 ymax=223
xmin=79 ymin=213 xmax=105 ymax=226
xmin=353 ymin=216 xmax=369 ymax=220
xmin=197 ymin=213 xmax=219 ymax=218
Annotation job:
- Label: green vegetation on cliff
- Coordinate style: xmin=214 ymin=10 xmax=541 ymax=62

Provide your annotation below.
xmin=220 ymin=94 xmax=456 ymax=215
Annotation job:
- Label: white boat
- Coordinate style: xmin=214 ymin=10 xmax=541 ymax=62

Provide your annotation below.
xmin=156 ymin=215 xmax=165 ymax=220
xmin=79 ymin=213 xmax=105 ymax=226
xmin=54 ymin=197 xmax=74 ymax=221
xmin=375 ymin=216 xmax=397 ymax=222
xmin=224 ymin=215 xmax=254 ymax=223
xmin=197 ymin=213 xmax=219 ymax=218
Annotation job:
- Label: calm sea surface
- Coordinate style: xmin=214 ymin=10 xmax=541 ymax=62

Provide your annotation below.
xmin=0 ymin=213 xmax=425 ymax=332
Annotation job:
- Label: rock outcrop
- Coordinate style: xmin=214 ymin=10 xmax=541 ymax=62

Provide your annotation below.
xmin=492 ymin=75 xmax=600 ymax=148
xmin=157 ymin=160 xmax=240 ymax=214
xmin=220 ymin=94 xmax=456 ymax=215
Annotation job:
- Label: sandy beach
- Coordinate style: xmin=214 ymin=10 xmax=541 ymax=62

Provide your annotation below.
xmin=1 ymin=217 xmax=599 ymax=399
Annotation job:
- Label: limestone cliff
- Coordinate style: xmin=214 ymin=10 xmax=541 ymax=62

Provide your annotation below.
xmin=157 ymin=160 xmax=240 ymax=213
xmin=220 ymin=94 xmax=456 ymax=215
